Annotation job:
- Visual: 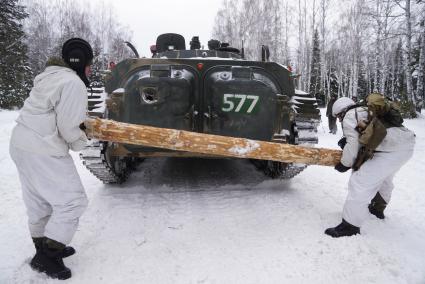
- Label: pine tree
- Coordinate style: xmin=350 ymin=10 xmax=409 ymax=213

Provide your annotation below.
xmin=416 ymin=18 xmax=425 ymax=112
xmin=391 ymin=40 xmax=416 ymax=118
xmin=393 ymin=41 xmax=406 ymax=101
xmin=89 ymin=36 xmax=106 ymax=88
xmin=357 ymin=59 xmax=368 ymax=100
xmin=328 ymin=68 xmax=339 ymax=98
xmin=0 ymin=0 xmax=32 ymax=109
xmin=309 ymin=29 xmax=321 ymax=96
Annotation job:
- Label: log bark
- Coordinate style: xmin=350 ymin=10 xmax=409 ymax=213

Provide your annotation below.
xmin=84 ymin=118 xmax=342 ymax=167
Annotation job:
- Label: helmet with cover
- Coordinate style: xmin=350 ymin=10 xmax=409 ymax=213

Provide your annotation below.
xmin=332 ymin=97 xmax=356 ymax=118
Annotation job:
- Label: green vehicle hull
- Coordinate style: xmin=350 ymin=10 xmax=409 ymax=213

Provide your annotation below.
xmin=81 ymin=34 xmax=320 ymax=184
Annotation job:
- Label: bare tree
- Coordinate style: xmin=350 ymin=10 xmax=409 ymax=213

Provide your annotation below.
xmin=283 ymin=1 xmax=291 ymax=65
xmin=320 ymin=0 xmax=330 ymax=99
xmin=24 ymin=1 xmax=54 ymax=75
xmin=394 ymin=0 xmax=416 ymax=104
xmin=23 ymin=0 xmax=134 ymax=77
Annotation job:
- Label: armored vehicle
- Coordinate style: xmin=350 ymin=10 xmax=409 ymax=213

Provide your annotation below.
xmin=81 ymin=33 xmax=320 ymax=184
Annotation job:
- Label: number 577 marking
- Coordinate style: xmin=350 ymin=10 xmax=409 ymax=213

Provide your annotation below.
xmin=222 ymin=94 xmax=259 ymax=113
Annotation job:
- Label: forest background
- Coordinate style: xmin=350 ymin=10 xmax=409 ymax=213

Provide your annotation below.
xmin=1 ymin=0 xmax=424 ymax=117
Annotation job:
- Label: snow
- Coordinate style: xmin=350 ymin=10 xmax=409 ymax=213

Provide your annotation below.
xmin=295 ymin=89 xmax=309 ymax=95
xmin=112 ymin=88 xmax=125 ymax=94
xmin=1 ymin=108 xmax=424 ymax=283
xmin=276 ymin=63 xmax=292 ymax=72
xmin=290 ymin=96 xmax=318 ymax=107
xmin=292 ymin=95 xmax=317 ymax=101
xmin=228 ymin=140 xmax=260 ymax=155
xmin=88 ymin=91 xmax=108 ymax=114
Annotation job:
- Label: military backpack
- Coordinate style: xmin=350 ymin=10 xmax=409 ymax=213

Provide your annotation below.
xmin=352 ymin=93 xmax=404 ymax=170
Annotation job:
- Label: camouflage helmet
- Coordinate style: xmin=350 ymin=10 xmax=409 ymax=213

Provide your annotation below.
xmin=332 ymin=97 xmax=355 ymax=117
xmin=366 ymin=93 xmax=391 ymax=116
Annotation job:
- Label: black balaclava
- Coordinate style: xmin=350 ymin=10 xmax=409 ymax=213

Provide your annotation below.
xmin=62 ymin=38 xmax=94 ymax=87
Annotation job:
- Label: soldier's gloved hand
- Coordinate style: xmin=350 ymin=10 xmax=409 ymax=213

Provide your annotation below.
xmin=79 ymin=122 xmax=87 ymax=132
xmin=338 ymin=137 xmax=347 ymax=149
xmin=79 ymin=122 xmax=91 ymax=141
xmin=335 ymin=162 xmax=350 ymax=173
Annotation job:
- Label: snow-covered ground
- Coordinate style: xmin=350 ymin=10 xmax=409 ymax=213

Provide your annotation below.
xmin=0 ymin=108 xmax=424 ymax=284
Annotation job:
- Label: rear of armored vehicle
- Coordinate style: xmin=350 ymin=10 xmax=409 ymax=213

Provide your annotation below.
xmin=82 ymin=34 xmax=319 ymax=183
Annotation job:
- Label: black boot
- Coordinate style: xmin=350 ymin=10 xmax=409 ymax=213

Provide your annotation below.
xmin=368 ymin=193 xmax=387 ymax=219
xmin=32 ymin=237 xmax=76 ymax=258
xmin=30 ymin=238 xmax=72 ymax=280
xmin=325 ymin=219 xmax=360 ymax=238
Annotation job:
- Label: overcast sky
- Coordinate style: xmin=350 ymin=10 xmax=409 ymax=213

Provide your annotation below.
xmin=106 ymin=0 xmax=224 ymax=57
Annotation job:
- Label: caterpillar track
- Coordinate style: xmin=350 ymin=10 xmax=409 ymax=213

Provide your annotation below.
xmin=252 ymin=89 xmax=320 ymax=179
xmin=291 ymin=89 xmax=321 ymax=147
xmin=80 ymin=88 xmax=138 ymax=184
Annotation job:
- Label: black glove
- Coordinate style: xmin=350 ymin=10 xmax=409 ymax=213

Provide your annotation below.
xmin=79 ymin=122 xmax=87 ymax=131
xmin=335 ymin=162 xmax=351 ymax=173
xmin=338 ymin=137 xmax=347 ymax=149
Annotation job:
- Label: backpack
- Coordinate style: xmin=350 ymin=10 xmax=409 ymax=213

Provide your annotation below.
xmin=366 ymin=93 xmax=403 ymax=128
xmin=352 ymin=93 xmax=404 ymax=171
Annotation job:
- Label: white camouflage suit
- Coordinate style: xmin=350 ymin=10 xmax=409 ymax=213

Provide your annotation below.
xmin=340 ymin=107 xmax=416 ymax=227
xmin=9 ymin=62 xmax=89 ymax=245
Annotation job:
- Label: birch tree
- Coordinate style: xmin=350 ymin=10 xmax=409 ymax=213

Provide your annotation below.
xmin=415 ymin=2 xmax=425 ymax=110
xmin=395 ymin=0 xmax=415 ymax=105
xmin=209 ymin=0 xmax=423 ymax=116
xmin=320 ymin=0 xmax=330 ymax=100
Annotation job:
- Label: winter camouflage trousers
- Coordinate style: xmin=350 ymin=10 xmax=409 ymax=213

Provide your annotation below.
xmin=342 ymin=149 xmax=413 ymax=227
xmin=9 ymin=146 xmax=88 ymax=245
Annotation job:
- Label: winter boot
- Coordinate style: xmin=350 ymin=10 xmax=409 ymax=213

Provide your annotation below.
xmin=368 ymin=192 xmax=387 ymax=219
xmin=30 ymin=238 xmax=72 ymax=280
xmin=324 ymin=219 xmax=360 ymax=238
xmin=32 ymin=237 xmax=76 ymax=258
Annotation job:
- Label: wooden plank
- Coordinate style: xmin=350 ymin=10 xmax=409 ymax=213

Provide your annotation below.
xmin=84 ymin=118 xmax=342 ymax=167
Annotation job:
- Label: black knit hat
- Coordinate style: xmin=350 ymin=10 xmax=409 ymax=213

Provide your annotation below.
xmin=62 ymin=38 xmax=94 ymax=87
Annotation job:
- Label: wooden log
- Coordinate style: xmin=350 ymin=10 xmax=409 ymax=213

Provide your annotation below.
xmin=84 ymin=118 xmax=342 ymax=167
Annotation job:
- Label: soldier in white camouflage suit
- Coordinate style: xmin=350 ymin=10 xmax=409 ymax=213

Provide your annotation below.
xmin=325 ymin=97 xmax=415 ymax=238
xmin=9 ymin=38 xmax=93 ymax=280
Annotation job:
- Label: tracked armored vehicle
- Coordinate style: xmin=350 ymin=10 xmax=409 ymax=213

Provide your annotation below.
xmin=81 ymin=33 xmax=320 ymax=184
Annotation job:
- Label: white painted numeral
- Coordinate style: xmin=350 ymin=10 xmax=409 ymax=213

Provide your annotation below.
xmin=234 ymin=94 xmax=247 ymax=112
xmin=222 ymin=94 xmax=259 ymax=113
xmin=246 ymin=95 xmax=259 ymax=113
xmin=222 ymin=94 xmax=235 ymax=112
